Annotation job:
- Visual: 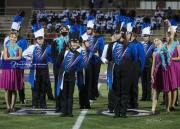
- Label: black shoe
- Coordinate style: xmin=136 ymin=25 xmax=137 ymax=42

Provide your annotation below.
xmin=150 ymin=111 xmax=160 ymax=115
xmin=114 ymin=111 xmax=121 ymax=118
xmin=80 ymin=106 xmax=84 ymax=109
xmin=32 ymin=106 xmax=38 ymax=109
xmin=95 ymin=93 xmax=99 ymax=98
xmin=120 ymin=114 xmax=127 ymax=118
xmin=90 ymin=97 xmax=96 ymax=101
xmin=140 ymin=98 xmax=146 ymax=101
xmin=113 ymin=114 xmax=120 ymax=118
xmin=66 ymin=114 xmax=73 ymax=117
xmin=60 ymin=113 xmax=67 ymax=117
xmin=48 ymin=97 xmax=55 ymax=101
xmin=84 ymin=105 xmax=91 ymax=109
xmin=10 ymin=108 xmax=16 ymax=113
xmin=127 ymin=104 xmax=131 ymax=109
xmin=41 ymin=105 xmax=47 ymax=109
xmin=55 ymin=108 xmax=61 ymax=113
xmin=134 ymin=105 xmax=138 ymax=109
xmin=170 ymin=107 xmax=176 ymax=112
xmin=146 ymin=98 xmax=152 ymax=101
xmin=160 ymin=101 xmax=165 ymax=105
xmin=175 ymin=102 xmax=179 ymax=107
xmin=4 ymin=109 xmax=11 ymax=114
xmin=20 ymin=99 xmax=26 ymax=104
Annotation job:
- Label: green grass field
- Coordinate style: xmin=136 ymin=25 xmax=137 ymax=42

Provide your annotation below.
xmin=0 ymin=64 xmax=180 ymax=129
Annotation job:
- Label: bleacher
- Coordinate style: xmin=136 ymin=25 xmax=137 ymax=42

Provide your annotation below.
xmin=27 ymin=8 xmax=180 ymax=42
xmin=0 ymin=8 xmax=32 ymax=43
xmin=0 ymin=8 xmax=180 ymax=44
xmin=0 ymin=15 xmax=13 ymax=40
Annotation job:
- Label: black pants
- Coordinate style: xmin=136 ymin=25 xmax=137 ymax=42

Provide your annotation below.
xmin=85 ymin=61 xmax=101 ymax=100
xmin=46 ymin=69 xmax=54 ymax=99
xmin=108 ymin=90 xmax=115 ymax=112
xmin=129 ymin=62 xmax=141 ymax=109
xmin=32 ymin=70 xmax=47 ymax=108
xmin=53 ymin=63 xmax=62 ymax=110
xmin=61 ymin=80 xmax=75 ymax=115
xmin=19 ymin=85 xmax=25 ymax=103
xmin=78 ymin=71 xmax=90 ymax=108
xmin=18 ymin=71 xmax=25 ymax=103
xmin=79 ymin=84 xmax=91 ymax=108
xmin=141 ymin=66 xmax=152 ymax=100
xmin=107 ymin=62 xmax=116 ymax=112
xmin=113 ymin=60 xmax=132 ymax=116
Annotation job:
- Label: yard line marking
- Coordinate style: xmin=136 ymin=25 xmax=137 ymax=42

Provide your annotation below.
xmin=72 ymin=83 xmax=102 ymax=129
xmin=72 ymin=109 xmax=88 ymax=129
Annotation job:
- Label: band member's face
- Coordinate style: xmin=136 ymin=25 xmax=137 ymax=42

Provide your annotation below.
xmin=143 ymin=35 xmax=150 ymax=42
xmin=71 ymin=39 xmax=79 ymax=49
xmin=84 ymin=41 xmax=90 ymax=48
xmin=154 ymin=38 xmax=162 ymax=48
xmin=166 ymin=32 xmax=171 ymax=42
xmin=111 ymin=35 xmax=116 ymax=42
xmin=61 ymin=32 xmax=68 ymax=37
xmin=111 ymin=33 xmax=121 ymax=42
xmin=9 ymin=33 xmax=18 ymax=44
xmin=61 ymin=27 xmax=69 ymax=37
xmin=37 ymin=37 xmax=44 ymax=45
xmin=87 ymin=28 xmax=93 ymax=35
xmin=11 ymin=29 xmax=19 ymax=37
xmin=116 ymin=33 xmax=121 ymax=40
xmin=126 ymin=32 xmax=131 ymax=41
xmin=154 ymin=38 xmax=159 ymax=47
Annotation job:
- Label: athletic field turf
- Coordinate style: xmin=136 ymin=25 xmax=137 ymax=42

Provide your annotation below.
xmin=0 ymin=64 xmax=180 ymax=129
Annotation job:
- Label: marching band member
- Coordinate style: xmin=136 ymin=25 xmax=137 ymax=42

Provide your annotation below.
xmin=51 ymin=25 xmax=69 ymax=112
xmin=101 ymin=29 xmax=121 ymax=113
xmin=56 ymin=32 xmax=87 ymax=117
xmin=23 ymin=22 xmax=52 ymax=109
xmin=141 ymin=17 xmax=155 ymax=101
xmin=126 ymin=19 xmax=145 ymax=109
xmin=84 ymin=20 xmax=105 ymax=101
